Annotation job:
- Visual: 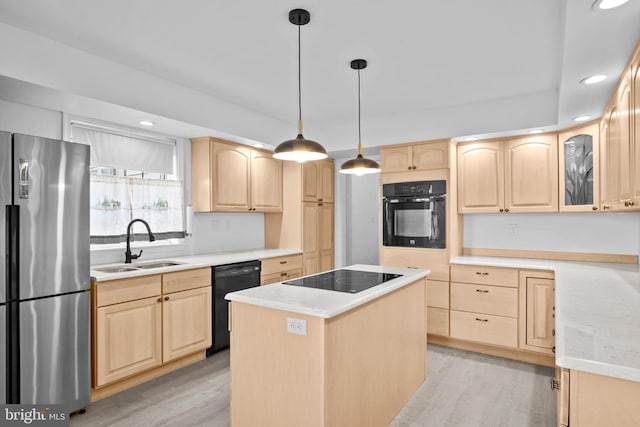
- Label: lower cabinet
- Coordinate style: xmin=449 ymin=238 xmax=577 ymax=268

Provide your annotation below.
xmin=260 ymin=254 xmax=303 ymax=285
xmin=519 ymin=271 xmax=555 ymax=354
xmin=554 ymin=368 xmax=640 ymax=427
xmin=426 ymin=280 xmax=450 ymax=337
xmin=92 ymin=268 xmax=212 ymax=398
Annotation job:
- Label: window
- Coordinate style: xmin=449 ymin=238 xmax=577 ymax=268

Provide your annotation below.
xmin=70 ymin=120 xmax=185 ymax=245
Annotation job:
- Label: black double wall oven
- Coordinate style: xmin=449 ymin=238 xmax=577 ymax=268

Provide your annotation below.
xmin=382 ymin=180 xmax=446 ymax=249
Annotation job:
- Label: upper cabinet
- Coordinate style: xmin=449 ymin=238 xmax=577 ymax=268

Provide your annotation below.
xmin=380 ymin=141 xmax=449 ymax=173
xmin=600 ymin=44 xmax=639 ymax=212
xmin=558 ymin=123 xmax=600 ymax=212
xmin=302 ymin=159 xmax=334 ymax=203
xmin=190 ymin=137 xmax=282 ymax=213
xmin=457 ymin=135 xmax=558 ymax=213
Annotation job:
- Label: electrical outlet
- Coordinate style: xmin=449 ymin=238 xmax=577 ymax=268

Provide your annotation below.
xmin=287 ymin=317 xmax=307 ymax=336
xmin=508 ymin=224 xmax=519 ymax=237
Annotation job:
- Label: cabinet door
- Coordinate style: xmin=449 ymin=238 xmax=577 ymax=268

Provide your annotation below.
xmin=412 ymin=142 xmax=449 ymax=170
xmin=599 ymin=116 xmax=612 ymax=210
xmin=95 ymin=297 xmax=162 ymax=387
xmin=525 ymin=277 xmax=554 ymax=352
xmin=616 ymin=71 xmax=633 ymax=206
xmin=457 ymin=142 xmax=504 ymax=213
xmin=162 ymin=286 xmax=212 ymax=363
xmin=633 ymin=49 xmax=640 ymax=207
xmin=505 ymin=135 xmax=558 ymax=212
xmin=319 ymin=160 xmax=334 ymax=203
xmin=558 ymin=123 xmax=600 ymax=212
xmin=212 ymin=141 xmax=251 ymax=211
xmin=606 ymin=106 xmax=621 ymax=209
xmin=319 ymin=203 xmax=334 ymax=273
xmin=302 ymin=162 xmax=320 ymax=202
xmin=556 ymin=367 xmax=570 ymax=427
xmin=302 ymin=202 xmax=319 ymax=275
xmin=380 ymin=146 xmax=412 ymax=172
xmin=251 ymin=149 xmax=282 ymax=212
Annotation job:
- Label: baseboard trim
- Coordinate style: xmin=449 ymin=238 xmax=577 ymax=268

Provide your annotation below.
xmin=91 ymin=351 xmax=206 ymax=402
xmin=462 ymin=248 xmax=638 ymax=265
xmin=427 ymin=334 xmax=555 ymax=367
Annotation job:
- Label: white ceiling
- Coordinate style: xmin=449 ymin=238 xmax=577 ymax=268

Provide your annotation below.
xmin=0 ymin=0 xmax=638 ymax=154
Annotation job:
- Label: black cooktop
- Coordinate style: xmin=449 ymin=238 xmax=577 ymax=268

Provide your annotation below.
xmin=282 ymin=269 xmax=403 ymax=294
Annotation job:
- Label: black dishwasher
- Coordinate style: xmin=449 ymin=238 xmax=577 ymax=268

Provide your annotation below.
xmin=208 ymin=260 xmax=261 ymax=355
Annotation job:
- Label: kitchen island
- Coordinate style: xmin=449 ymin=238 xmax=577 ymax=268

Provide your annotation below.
xmin=225 ymin=264 xmax=430 ymax=427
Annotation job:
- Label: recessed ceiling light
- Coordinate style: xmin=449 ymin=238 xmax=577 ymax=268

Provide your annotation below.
xmin=463 ymin=136 xmax=478 ymax=141
xmin=253 ymin=143 xmax=264 ymax=148
xmin=593 ymin=0 xmax=629 ymax=10
xmin=573 ymin=115 xmax=592 ymax=122
xmin=139 ymin=120 xmax=155 ymax=126
xmin=528 ymin=129 xmax=544 ymax=134
xmin=580 ymin=75 xmax=607 ymax=85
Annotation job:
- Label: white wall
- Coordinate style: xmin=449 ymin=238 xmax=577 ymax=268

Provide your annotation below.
xmin=463 ymin=212 xmax=640 ymax=257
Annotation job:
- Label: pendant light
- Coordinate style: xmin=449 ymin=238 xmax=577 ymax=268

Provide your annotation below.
xmin=340 ymin=59 xmax=381 ymax=175
xmin=273 ymin=9 xmax=327 ymax=162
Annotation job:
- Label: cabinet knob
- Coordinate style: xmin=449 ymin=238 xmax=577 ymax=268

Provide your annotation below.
xmin=603 ymin=204 xmax=609 ymax=210
xmin=164 ymin=296 xmax=170 ymax=301
xmin=318 ymin=198 xmax=323 ymax=202
xmin=407 ymin=166 xmax=412 ymax=170
xmin=318 ymin=203 xmax=323 ymax=206
xmin=592 ymin=206 xmax=598 ymax=211
xmin=630 ymin=201 xmax=635 ymax=206
xmin=504 ymin=208 xmax=510 ymax=213
xmin=499 ymin=208 xmax=504 ymax=213
xmin=412 ymin=166 xmax=417 ymax=170
xmin=157 ymin=298 xmax=162 ymax=303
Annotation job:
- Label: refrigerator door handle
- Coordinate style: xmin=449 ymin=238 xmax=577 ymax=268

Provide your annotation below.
xmin=18 ymin=159 xmax=29 ymax=199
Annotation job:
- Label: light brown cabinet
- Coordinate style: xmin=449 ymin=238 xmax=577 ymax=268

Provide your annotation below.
xmin=449 ymin=265 xmax=519 ymax=348
xmin=265 ymin=161 xmax=335 ymax=276
xmin=380 ymin=141 xmax=449 ymax=173
xmin=457 ymin=136 xmax=558 ymax=213
xmin=558 ymin=122 xmax=600 ymax=212
xmin=260 ymin=254 xmax=303 ymax=285
xmin=92 ymin=268 xmax=212 ymax=397
xmin=302 ymin=159 xmax=334 ymax=203
xmin=633 ymin=46 xmax=640 ymax=207
xmin=191 ymin=137 xmax=282 ymax=212
xmin=518 ymin=271 xmax=554 ymax=354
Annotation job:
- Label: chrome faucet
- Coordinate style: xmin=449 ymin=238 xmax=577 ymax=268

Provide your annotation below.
xmin=125 ymin=219 xmax=156 ymax=263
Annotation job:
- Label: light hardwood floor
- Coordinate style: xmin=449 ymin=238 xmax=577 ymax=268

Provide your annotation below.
xmin=71 ymin=345 xmax=555 ymax=427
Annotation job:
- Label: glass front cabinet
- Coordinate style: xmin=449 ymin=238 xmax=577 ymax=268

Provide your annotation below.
xmin=557 ymin=122 xmax=600 ymax=212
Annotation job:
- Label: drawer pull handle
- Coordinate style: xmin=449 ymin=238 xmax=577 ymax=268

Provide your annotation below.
xmin=475 ymin=272 xmax=489 ymax=276
xmin=475 ymin=289 xmax=489 ymax=293
xmin=279 ymin=261 xmax=287 ymax=264
xmin=475 ymin=318 xmax=488 ymax=322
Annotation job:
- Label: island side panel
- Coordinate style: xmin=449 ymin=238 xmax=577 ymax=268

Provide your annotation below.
xmin=324 ymin=278 xmax=427 ymax=427
xmin=229 ymin=302 xmax=326 ymax=427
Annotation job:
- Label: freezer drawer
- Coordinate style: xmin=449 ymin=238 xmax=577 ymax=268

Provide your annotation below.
xmin=19 ymin=292 xmax=90 ymax=412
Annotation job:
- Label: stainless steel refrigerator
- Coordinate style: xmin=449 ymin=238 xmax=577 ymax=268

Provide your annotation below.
xmin=1 ymin=132 xmax=90 ymax=413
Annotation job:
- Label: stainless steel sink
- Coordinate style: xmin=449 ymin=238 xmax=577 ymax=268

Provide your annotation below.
xmin=94 ymin=266 xmax=140 ymax=273
xmin=136 ymin=261 xmax=183 ymax=269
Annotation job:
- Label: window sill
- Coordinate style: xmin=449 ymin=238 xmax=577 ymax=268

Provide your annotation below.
xmin=90 ymin=238 xmax=187 ymax=253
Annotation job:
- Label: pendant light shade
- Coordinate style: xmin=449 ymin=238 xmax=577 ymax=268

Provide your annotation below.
xmin=273 ymin=9 xmax=327 ymax=163
xmin=340 ymin=59 xmax=381 ymax=175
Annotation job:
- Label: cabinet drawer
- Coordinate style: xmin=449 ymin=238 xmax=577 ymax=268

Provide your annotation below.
xmin=450 ymin=282 xmax=517 ymax=317
xmin=427 ymin=280 xmax=449 ymax=309
xmin=261 ymin=269 xmax=303 ymax=285
xmin=450 ymin=264 xmax=518 ymax=287
xmin=261 ymin=254 xmax=303 ymax=276
xmin=163 ymin=268 xmax=211 ymax=294
xmin=427 ymin=307 xmax=449 ymax=336
xmin=96 ymin=275 xmax=162 ymax=307
xmin=450 ymin=310 xmax=517 ymax=348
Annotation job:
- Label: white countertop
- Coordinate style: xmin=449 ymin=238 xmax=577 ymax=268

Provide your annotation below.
xmin=451 ymin=256 xmax=640 ymax=382
xmin=90 ymin=248 xmax=302 ymax=281
xmin=225 ymin=264 xmax=430 ymax=319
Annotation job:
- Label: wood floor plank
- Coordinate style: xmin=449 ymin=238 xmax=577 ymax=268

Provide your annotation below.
xmin=71 ymin=345 xmax=556 ymax=427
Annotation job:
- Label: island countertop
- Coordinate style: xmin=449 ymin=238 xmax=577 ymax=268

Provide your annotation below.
xmin=451 ymin=256 xmax=640 ymax=383
xmin=225 ymin=264 xmax=430 ymax=319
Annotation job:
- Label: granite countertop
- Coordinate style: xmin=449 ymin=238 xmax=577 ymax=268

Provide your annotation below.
xmin=90 ymin=248 xmax=302 ymax=281
xmin=225 ymin=264 xmax=430 ymax=319
xmin=451 ymin=256 xmax=640 ymax=383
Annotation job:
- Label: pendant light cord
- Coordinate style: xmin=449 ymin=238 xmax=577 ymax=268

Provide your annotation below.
xmin=298 ymin=25 xmax=302 ymax=131
xmin=358 ymin=68 xmax=362 ymax=149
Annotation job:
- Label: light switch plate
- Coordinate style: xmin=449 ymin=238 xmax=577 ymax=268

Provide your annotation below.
xmin=287 ymin=317 xmax=307 ymax=336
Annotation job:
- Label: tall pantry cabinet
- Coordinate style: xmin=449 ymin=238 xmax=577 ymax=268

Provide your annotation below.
xmin=266 ymin=159 xmax=335 ymax=276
